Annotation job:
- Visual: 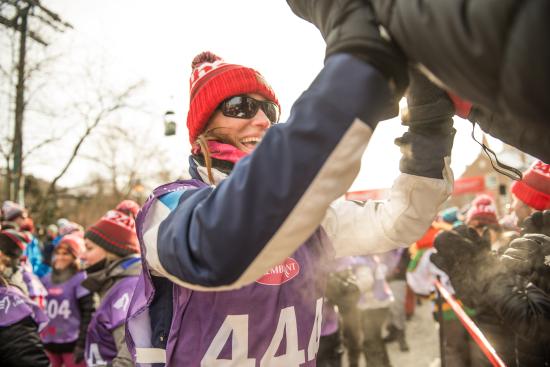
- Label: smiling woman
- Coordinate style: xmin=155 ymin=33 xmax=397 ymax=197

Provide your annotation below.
xmin=124 ymin=34 xmax=457 ymax=365
xmin=187 ymin=51 xmax=281 ymax=184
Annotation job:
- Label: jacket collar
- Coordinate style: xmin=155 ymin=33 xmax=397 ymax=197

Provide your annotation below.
xmin=82 ymin=255 xmax=141 ymax=295
xmin=188 ymin=156 xmax=229 ymax=186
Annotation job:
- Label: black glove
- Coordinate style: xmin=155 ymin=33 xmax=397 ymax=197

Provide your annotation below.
xmin=501 ymin=234 xmax=550 ymax=277
xmin=395 ymin=69 xmax=455 ymax=179
xmin=431 ymin=225 xmax=490 ymax=277
xmin=521 ymin=210 xmax=550 ymax=237
xmin=286 ymin=0 xmax=408 ymax=98
xmin=430 ymin=225 xmax=502 ymax=305
xmin=402 ymin=69 xmax=455 ymax=134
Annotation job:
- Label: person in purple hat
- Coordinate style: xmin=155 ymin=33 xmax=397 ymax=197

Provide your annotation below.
xmin=41 ymin=234 xmax=94 ymax=367
xmin=125 ymin=37 xmax=456 ymax=365
xmin=81 ymin=205 xmax=141 ymax=367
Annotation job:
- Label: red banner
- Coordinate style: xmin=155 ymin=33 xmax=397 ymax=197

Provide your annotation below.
xmin=453 ymin=176 xmax=485 ymax=195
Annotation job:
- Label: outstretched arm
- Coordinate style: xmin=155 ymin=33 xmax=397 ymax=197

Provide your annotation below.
xmin=141 ymin=54 xmax=396 ymax=290
xmin=325 ymin=70 xmax=454 ymax=257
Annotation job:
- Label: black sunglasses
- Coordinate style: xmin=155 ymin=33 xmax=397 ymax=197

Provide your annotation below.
xmin=218 ymin=95 xmax=280 ymax=124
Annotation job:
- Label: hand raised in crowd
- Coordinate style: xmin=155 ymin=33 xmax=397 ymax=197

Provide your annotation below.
xmin=430 ymin=225 xmax=490 ymax=275
xmin=396 ymin=69 xmax=455 ymax=179
xmin=430 ymin=225 xmax=496 ymax=305
xmin=501 ymin=234 xmax=550 ymax=278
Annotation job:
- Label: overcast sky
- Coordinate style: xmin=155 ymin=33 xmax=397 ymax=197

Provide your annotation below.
xmin=15 ymin=0 xmax=501 ymax=191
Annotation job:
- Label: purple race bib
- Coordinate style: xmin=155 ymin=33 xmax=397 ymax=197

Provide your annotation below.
xmin=86 ymin=275 xmax=138 ymax=367
xmin=40 ymin=271 xmax=88 ymax=344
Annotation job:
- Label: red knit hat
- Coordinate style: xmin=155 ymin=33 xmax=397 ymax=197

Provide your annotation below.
xmin=0 ymin=229 xmax=30 ymax=258
xmin=186 ymin=51 xmax=279 ymax=146
xmin=511 ymin=160 xmax=550 ymax=210
xmin=115 ymin=200 xmax=140 ymax=219
xmin=84 ymin=210 xmax=139 ymax=257
xmin=466 ymin=194 xmax=499 ymax=227
xmin=58 ymin=233 xmax=85 ymax=259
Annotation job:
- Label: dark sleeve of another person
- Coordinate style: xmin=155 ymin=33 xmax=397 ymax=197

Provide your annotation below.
xmin=75 ymin=292 xmax=95 ymax=349
xmin=371 ymin=0 xmax=550 ymax=162
xmin=485 ymin=272 xmax=550 ymax=342
xmin=0 ymin=316 xmax=50 ymax=367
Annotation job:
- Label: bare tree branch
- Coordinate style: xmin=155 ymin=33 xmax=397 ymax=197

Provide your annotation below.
xmin=22 ymin=135 xmax=61 ymax=159
xmin=43 ymin=81 xmax=143 ymax=197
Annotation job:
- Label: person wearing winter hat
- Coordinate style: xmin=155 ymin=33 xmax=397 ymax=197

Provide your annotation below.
xmin=510 ymin=160 xmax=550 ymax=226
xmin=1 ymin=201 xmax=49 ymax=277
xmin=440 ymin=206 xmax=464 ymax=227
xmin=115 ymin=200 xmax=140 ymax=219
xmin=125 ymin=48 xmax=455 ymax=366
xmin=81 ymin=209 xmax=140 ymax=367
xmin=0 ymin=229 xmax=28 ymax=290
xmin=1 ymin=200 xmax=26 ymax=227
xmin=40 ymin=234 xmax=94 ymax=367
xmin=0 ymin=271 xmax=49 ymax=367
xmin=43 ymin=224 xmax=59 ymax=267
xmin=465 ymin=194 xmax=502 ymax=249
xmin=0 ymin=229 xmax=48 ymax=309
xmin=47 ymin=221 xmax=84 ymax=268
xmin=466 ymin=194 xmax=500 ymax=229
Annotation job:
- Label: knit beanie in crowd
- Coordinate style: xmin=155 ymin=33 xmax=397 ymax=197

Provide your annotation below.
xmin=84 ymin=210 xmax=139 ymax=257
xmin=58 ymin=233 xmax=85 ymax=259
xmin=1 ymin=201 xmax=25 ymax=222
xmin=186 ymin=51 xmax=279 ymax=146
xmin=466 ymin=194 xmax=499 ymax=227
xmin=115 ymin=199 xmax=140 ymax=219
xmin=511 ymin=160 xmax=550 ymax=210
xmin=0 ymin=229 xmax=29 ymax=258
xmin=59 ymin=221 xmax=83 ymax=237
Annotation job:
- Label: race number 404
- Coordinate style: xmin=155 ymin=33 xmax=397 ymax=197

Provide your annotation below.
xmin=201 ymin=298 xmax=323 ymax=366
xmin=45 ymin=299 xmax=71 ymax=319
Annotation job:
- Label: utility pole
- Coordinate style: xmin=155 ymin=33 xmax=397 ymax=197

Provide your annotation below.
xmin=12 ymin=5 xmax=29 ymax=205
xmin=0 ymin=0 xmax=72 ymax=204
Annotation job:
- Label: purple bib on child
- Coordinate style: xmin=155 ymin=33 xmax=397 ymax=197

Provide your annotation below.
xmin=0 ymin=285 xmax=48 ymax=329
xmin=127 ymin=180 xmax=335 ymax=367
xmin=40 ymin=271 xmax=88 ymax=344
xmin=85 ymin=275 xmax=138 ymax=366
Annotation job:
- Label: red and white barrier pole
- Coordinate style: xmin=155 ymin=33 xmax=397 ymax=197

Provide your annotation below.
xmin=434 ymin=280 xmax=507 ymax=367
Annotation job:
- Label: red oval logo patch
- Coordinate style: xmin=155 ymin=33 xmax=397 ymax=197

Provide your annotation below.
xmin=256 ymin=258 xmax=300 ymax=286
xmin=48 ymin=287 xmax=63 ymax=296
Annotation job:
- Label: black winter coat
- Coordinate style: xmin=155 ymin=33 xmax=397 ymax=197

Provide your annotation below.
xmin=478 ymin=272 xmax=550 ymax=366
xmin=0 ymin=316 xmax=50 ymax=367
xmin=372 ymin=0 xmax=550 ymax=162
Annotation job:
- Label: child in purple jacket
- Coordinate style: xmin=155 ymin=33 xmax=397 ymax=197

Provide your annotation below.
xmin=41 ymin=234 xmax=93 ymax=367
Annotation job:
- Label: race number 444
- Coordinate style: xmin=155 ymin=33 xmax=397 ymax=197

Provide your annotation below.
xmin=201 ymin=298 xmax=323 ymax=366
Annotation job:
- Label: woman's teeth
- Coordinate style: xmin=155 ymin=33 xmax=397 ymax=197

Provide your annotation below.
xmin=241 ymin=137 xmax=261 ymax=147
